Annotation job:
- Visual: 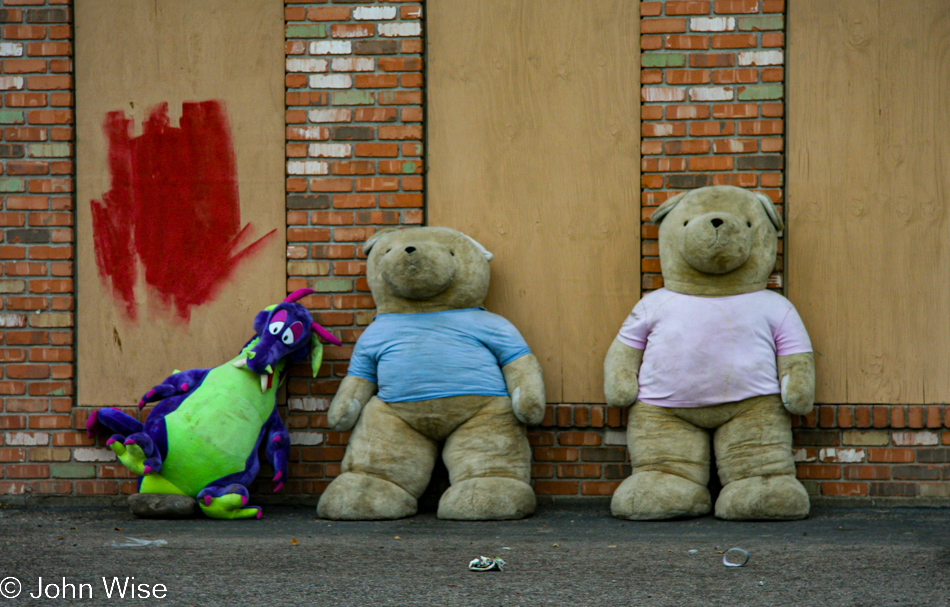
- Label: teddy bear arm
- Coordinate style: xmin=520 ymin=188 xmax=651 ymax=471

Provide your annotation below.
xmin=604 ymin=339 xmax=643 ymax=408
xmin=328 ymin=375 xmax=377 ymax=432
xmin=777 ymin=352 xmax=815 ymax=416
xmin=502 ymin=353 xmax=546 ymax=426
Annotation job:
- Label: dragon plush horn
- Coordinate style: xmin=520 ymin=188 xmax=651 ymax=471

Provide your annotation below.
xmin=311 ymin=321 xmax=341 ymax=346
xmin=285 ymin=288 xmax=315 ymax=304
xmin=283 ymin=287 xmax=342 ymax=377
xmin=284 ymin=288 xmax=342 ymax=346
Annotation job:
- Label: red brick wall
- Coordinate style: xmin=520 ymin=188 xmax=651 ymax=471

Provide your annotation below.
xmin=793 ymin=406 xmax=950 ymax=502
xmin=0 ymin=0 xmax=947 ymax=506
xmin=0 ymin=0 xmax=77 ymax=498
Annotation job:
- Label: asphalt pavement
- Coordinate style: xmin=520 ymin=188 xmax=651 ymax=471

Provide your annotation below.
xmin=1 ymin=503 xmax=948 ymax=606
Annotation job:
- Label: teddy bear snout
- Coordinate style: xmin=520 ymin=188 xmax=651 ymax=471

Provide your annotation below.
xmin=381 ymin=242 xmax=457 ymax=300
xmin=679 ymin=212 xmax=752 ymax=275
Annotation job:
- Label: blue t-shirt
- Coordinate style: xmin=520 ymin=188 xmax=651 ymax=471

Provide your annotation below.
xmin=347 ymin=307 xmax=532 ymax=403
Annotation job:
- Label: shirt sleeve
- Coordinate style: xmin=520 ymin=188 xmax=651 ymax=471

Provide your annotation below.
xmin=346 ymin=325 xmax=379 ymax=383
xmin=616 ymin=300 xmax=650 ymax=349
xmin=773 ymin=304 xmax=813 ymax=356
xmin=483 ymin=314 xmax=532 ymax=366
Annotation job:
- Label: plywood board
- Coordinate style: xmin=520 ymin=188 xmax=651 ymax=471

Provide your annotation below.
xmin=76 ymin=0 xmax=285 ymax=406
xmin=787 ymin=0 xmax=950 ymax=403
xmin=427 ymin=0 xmax=640 ymax=403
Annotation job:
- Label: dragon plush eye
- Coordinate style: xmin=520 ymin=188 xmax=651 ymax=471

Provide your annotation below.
xmin=268 ymin=310 xmax=288 ymax=335
xmin=281 ymin=321 xmax=304 ymax=346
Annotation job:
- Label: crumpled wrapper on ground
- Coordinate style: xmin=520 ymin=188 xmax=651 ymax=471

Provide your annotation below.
xmin=468 ymin=556 xmax=506 ymax=572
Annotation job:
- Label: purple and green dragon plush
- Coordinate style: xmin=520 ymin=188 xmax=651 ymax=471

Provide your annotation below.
xmin=87 ymin=288 xmax=341 ymax=520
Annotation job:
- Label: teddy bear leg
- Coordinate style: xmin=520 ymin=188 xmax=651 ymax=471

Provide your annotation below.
xmin=438 ymin=396 xmax=535 ymax=520
xmin=713 ymin=395 xmax=810 ymax=520
xmin=317 ymin=398 xmax=437 ymax=520
xmin=611 ymin=402 xmax=712 ymax=520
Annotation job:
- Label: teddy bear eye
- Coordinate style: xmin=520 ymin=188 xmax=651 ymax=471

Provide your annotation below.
xmin=449 ymin=250 xmax=455 ymax=257
xmin=746 ymin=221 xmax=752 ymax=227
xmin=386 ymin=248 xmax=392 ymax=254
xmin=683 ymin=220 xmax=688 ymax=227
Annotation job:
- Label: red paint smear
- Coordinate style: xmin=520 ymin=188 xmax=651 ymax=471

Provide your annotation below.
xmin=90 ymin=101 xmax=276 ymax=323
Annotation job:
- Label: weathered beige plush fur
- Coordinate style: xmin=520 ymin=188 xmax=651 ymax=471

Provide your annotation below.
xmin=605 ymin=185 xmax=815 ymax=521
xmin=317 ymin=227 xmax=545 ymax=521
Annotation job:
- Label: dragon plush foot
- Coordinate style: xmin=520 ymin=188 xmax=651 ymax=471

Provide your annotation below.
xmin=197 ymin=484 xmax=262 ymax=520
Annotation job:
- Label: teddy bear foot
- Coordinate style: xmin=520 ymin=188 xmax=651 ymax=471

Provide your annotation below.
xmin=715 ymin=475 xmax=810 ymax=520
xmin=317 ymin=472 xmax=417 ymax=520
xmin=437 ymin=478 xmax=536 ymax=520
xmin=610 ymin=471 xmax=711 ymax=520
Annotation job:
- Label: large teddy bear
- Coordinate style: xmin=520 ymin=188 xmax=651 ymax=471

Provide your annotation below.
xmin=605 ymin=185 xmax=815 ymax=520
xmin=317 ymin=226 xmax=546 ymax=521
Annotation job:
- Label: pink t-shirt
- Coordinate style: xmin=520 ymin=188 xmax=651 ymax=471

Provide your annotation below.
xmin=617 ymin=288 xmax=812 ymax=408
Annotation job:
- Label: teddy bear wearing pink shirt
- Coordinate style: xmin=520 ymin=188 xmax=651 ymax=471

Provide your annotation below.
xmin=605 ymin=185 xmax=815 ymax=520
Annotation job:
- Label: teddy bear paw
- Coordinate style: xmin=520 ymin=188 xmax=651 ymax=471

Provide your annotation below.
xmin=317 ymin=472 xmax=417 ymax=520
xmin=437 ymin=478 xmax=536 ymax=521
xmin=781 ymin=375 xmax=814 ymax=416
xmin=331 ymin=397 xmax=363 ymax=432
xmin=610 ymin=471 xmax=711 ymax=520
xmin=715 ymin=475 xmax=809 ymax=520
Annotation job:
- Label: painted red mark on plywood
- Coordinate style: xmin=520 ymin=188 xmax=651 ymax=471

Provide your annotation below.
xmin=90 ymin=101 xmax=276 ymax=323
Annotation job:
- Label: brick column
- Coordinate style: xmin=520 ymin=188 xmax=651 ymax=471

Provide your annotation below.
xmin=639 ymin=0 xmax=785 ymax=292
xmin=0 ymin=1 xmax=77 ymax=497
xmin=280 ymin=1 xmax=423 ymax=496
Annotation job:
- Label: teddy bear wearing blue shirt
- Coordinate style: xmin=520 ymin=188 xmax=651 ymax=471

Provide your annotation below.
xmin=317 ymin=227 xmax=545 ymax=520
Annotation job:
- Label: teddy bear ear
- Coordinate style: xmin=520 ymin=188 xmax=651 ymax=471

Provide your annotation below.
xmin=363 ymin=228 xmax=399 ymax=256
xmin=460 ymin=233 xmax=494 ymax=262
xmin=650 ymin=191 xmax=688 ymax=225
xmin=755 ymin=192 xmax=784 ymax=236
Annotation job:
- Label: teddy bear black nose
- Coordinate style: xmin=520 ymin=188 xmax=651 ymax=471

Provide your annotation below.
xmin=405 ymin=246 xmax=416 ymax=254
xmin=710 ymin=218 xmax=724 ymax=228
